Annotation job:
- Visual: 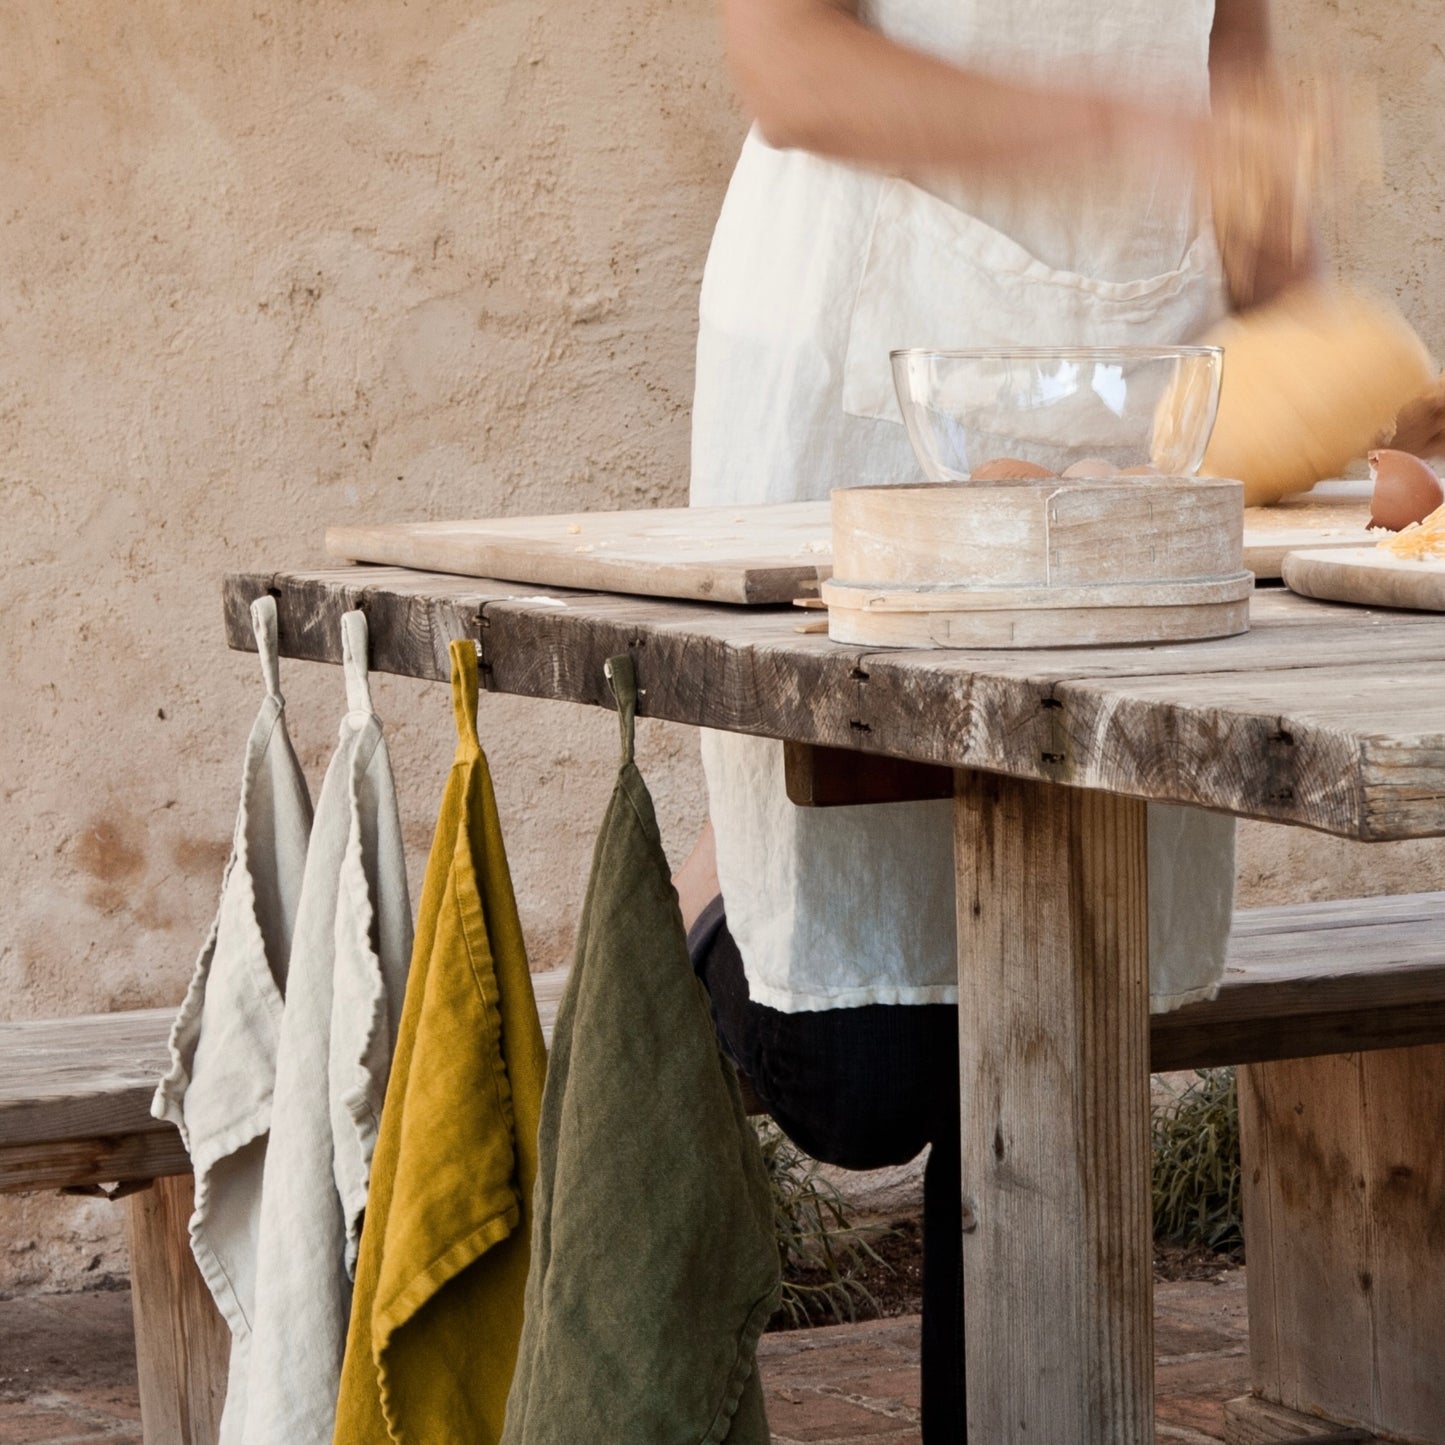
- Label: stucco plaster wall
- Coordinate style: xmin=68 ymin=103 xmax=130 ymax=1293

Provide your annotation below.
xmin=0 ymin=0 xmax=737 ymax=1294
xmin=1 ymin=0 xmax=1441 ymax=1293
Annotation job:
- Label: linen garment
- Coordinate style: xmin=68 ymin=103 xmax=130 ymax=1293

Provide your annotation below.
xmin=241 ymin=609 xmax=413 ymax=1445
xmin=502 ymin=655 xmax=781 ymax=1445
xmin=691 ymin=0 xmax=1237 ymax=1014
xmin=333 ymin=641 xmax=547 ymax=1445
xmin=152 ymin=596 xmax=313 ymax=1445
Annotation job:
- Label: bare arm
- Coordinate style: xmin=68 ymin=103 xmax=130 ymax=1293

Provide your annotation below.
xmin=1208 ymin=0 xmax=1274 ymax=90
xmin=721 ymin=0 xmax=1198 ymax=179
xmin=1208 ymin=0 xmax=1323 ymax=308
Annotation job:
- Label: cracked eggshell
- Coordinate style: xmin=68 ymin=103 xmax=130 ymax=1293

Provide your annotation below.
xmin=1367 ymin=448 xmax=1444 ymax=531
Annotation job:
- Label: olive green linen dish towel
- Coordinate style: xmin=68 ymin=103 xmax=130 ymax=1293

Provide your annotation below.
xmin=501 ymin=654 xmax=781 ymax=1445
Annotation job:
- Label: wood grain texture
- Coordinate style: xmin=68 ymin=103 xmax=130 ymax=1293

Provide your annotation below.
xmin=1246 ymin=529 xmax=1381 ymax=580
xmin=1242 ymin=479 xmax=1376 ymax=580
xmin=782 ymin=741 xmax=955 ymax=807
xmin=1223 ymin=1394 xmax=1375 ymax=1441
xmin=0 ymin=1006 xmax=189 ymax=1192
xmin=1239 ymin=1056 xmax=1376 ymax=1425
xmin=227 ymin=570 xmax=1445 ymax=841
xmin=827 ymin=478 xmax=1250 ymax=648
xmin=1358 ymin=1046 xmax=1445 ymax=1440
xmin=1241 ymin=1048 xmax=1445 ymax=1443
xmin=0 ymin=1009 xmax=178 ymax=1147
xmin=0 ymin=1130 xmax=191 ymax=1193
xmin=1284 ymin=547 xmax=1445 ymax=612
xmin=223 ymin=567 xmax=493 ymax=683
xmin=126 ymin=1175 xmax=229 ymax=1445
xmin=325 ymin=502 xmax=833 ymax=605
xmin=954 ymin=772 xmax=1152 ymax=1442
xmin=822 ymin=583 xmax=1251 ymax=648
xmin=1155 ymin=892 xmax=1445 ymax=1069
xmin=321 ymin=493 xmax=1372 ymax=602
xmin=832 ymin=477 xmax=1243 ymax=587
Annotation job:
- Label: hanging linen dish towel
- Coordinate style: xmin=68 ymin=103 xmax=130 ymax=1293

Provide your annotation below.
xmin=240 ymin=608 xmax=413 ymax=1445
xmin=502 ymin=654 xmax=781 ymax=1445
xmin=333 ymin=639 xmax=547 ymax=1445
xmin=152 ymin=595 xmax=313 ymax=1445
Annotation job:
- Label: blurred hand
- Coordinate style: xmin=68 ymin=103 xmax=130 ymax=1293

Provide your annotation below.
xmin=1206 ymin=72 xmax=1326 ymax=311
xmin=1383 ymin=376 xmax=1445 ymax=461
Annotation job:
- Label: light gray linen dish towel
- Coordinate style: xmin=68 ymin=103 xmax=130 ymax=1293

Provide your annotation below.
xmin=152 ymin=595 xmax=314 ymax=1445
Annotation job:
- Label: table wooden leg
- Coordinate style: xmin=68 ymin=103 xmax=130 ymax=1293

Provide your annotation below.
xmin=1231 ymin=1046 xmax=1445 ymax=1443
xmin=125 ymin=1173 xmax=230 ymax=1445
xmin=954 ymin=771 xmax=1153 ymax=1442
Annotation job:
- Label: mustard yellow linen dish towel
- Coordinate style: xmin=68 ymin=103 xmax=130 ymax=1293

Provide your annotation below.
xmin=333 ymin=639 xmax=547 ymax=1445
xmin=500 ymin=654 xmax=780 ymax=1445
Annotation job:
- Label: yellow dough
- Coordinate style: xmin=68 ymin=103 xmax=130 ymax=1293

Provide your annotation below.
xmin=1198 ymin=285 xmax=1433 ymax=506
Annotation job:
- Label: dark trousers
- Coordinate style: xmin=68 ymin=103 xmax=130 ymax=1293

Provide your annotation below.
xmin=689 ymin=899 xmax=966 ymax=1443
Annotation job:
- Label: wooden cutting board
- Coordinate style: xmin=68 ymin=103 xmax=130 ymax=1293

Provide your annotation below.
xmin=325 ymin=482 xmax=1376 ymax=605
xmin=1282 ymin=547 xmax=1445 ymax=611
xmin=1240 ymin=478 xmax=1377 ymax=577
xmin=325 ymin=503 xmax=833 ymax=605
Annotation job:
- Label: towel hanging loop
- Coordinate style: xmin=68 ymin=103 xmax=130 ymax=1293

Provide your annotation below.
xmin=603 ymin=655 xmax=637 ymax=765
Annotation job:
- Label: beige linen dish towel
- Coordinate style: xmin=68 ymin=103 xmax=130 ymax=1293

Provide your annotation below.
xmin=152 ymin=596 xmax=313 ymax=1445
xmin=240 ymin=609 xmax=413 ymax=1445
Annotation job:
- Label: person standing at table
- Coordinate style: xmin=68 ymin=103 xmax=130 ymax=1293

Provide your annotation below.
xmin=679 ymin=1 xmax=1310 ymax=1438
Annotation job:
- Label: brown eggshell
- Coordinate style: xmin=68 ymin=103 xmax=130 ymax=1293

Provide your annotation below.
xmin=1060 ymin=457 xmax=1120 ymax=478
xmin=969 ymin=457 xmax=1055 ymax=480
xmin=1367 ymin=448 xmax=1444 ymax=531
xmin=1117 ymin=463 xmax=1161 ymax=476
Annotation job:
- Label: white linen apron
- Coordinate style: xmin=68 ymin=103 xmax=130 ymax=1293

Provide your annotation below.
xmin=240 ymin=610 xmax=413 ymax=1445
xmin=691 ymin=0 xmax=1236 ymax=1014
xmin=152 ymin=597 xmax=313 ymax=1445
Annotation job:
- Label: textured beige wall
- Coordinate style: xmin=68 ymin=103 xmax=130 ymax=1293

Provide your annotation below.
xmin=0 ymin=0 xmax=738 ymax=1294
xmin=2 ymin=0 xmax=1442 ymax=1293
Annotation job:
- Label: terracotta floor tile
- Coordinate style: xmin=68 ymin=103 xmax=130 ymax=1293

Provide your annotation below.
xmin=0 ymin=1277 xmax=1252 ymax=1442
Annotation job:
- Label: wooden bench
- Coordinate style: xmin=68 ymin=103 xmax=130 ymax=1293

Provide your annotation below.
xmin=0 ymin=1011 xmax=190 ymax=1193
xmin=4 ymin=896 xmax=1442 ymax=1444
xmin=0 ymin=1011 xmax=226 ymax=1444
xmin=1155 ymin=891 xmax=1445 ymax=1071
xmin=0 ymin=982 xmax=580 ymax=1445
xmin=1173 ymin=893 xmax=1445 ymax=1442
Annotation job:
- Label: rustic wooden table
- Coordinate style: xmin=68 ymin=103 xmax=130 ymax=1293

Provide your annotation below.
xmin=226 ymin=566 xmax=1445 ymax=1444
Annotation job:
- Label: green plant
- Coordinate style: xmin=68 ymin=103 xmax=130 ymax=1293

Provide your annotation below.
xmin=754 ymin=1119 xmax=892 ymax=1328
xmin=1152 ymin=1067 xmax=1244 ymax=1257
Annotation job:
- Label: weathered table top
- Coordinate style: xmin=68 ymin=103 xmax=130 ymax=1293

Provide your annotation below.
xmin=227 ymin=561 xmax=1445 ymax=1442
xmin=225 ymin=567 xmax=1445 ymax=842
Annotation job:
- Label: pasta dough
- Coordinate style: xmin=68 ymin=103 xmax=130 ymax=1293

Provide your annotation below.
xmin=1198 ymin=285 xmax=1433 ymax=506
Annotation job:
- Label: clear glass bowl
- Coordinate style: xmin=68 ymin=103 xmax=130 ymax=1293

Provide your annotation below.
xmin=890 ymin=346 xmax=1224 ymax=482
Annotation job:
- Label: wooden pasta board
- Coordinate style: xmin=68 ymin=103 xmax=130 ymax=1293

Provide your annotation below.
xmin=1282 ymin=546 xmax=1445 ymax=611
xmin=1240 ymin=477 xmax=1377 ymax=577
xmin=325 ymin=503 xmax=833 ymax=605
xmin=325 ymin=482 xmax=1376 ymax=605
